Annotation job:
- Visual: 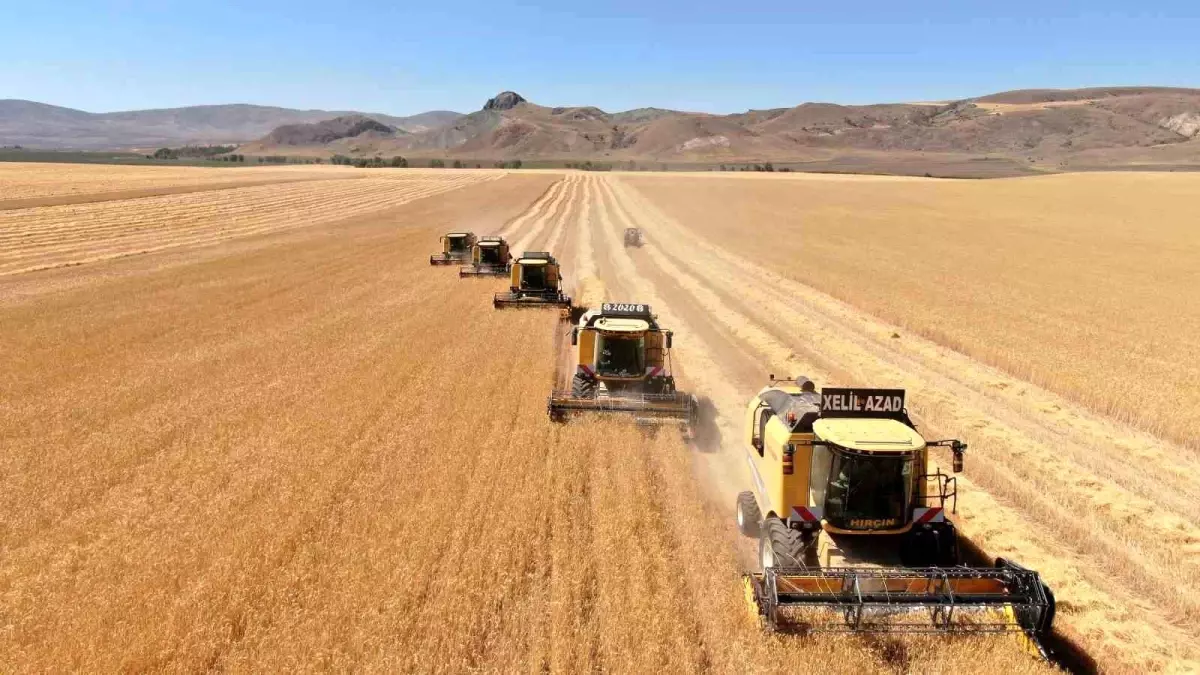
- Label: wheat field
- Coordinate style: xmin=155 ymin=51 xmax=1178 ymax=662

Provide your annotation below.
xmin=0 ymin=163 xmax=389 ymax=204
xmin=5 ymin=162 xmax=1191 ymax=672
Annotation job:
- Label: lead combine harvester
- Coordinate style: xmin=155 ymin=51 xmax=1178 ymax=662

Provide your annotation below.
xmin=459 ymin=236 xmax=511 ymax=277
xmin=429 ymin=232 xmax=476 ymax=265
xmin=623 ymin=227 xmax=643 ymax=247
xmin=738 ymin=378 xmax=1056 ymax=657
xmin=548 ymin=303 xmax=697 ymax=430
xmin=493 ymin=251 xmax=573 ymax=311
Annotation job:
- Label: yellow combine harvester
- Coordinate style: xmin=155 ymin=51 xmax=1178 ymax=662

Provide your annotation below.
xmin=623 ymin=227 xmax=643 ymax=247
xmin=548 ymin=303 xmax=696 ymax=429
xmin=429 ymin=232 xmax=476 ymax=265
xmin=459 ymin=236 xmax=511 ymax=277
xmin=493 ymin=252 xmax=572 ymax=310
xmin=738 ymin=378 xmax=1055 ymax=655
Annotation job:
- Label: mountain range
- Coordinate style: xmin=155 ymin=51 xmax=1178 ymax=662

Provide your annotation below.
xmin=237 ymin=87 xmax=1200 ymax=172
xmin=0 ymin=100 xmax=461 ymax=149
xmin=4 ymin=87 xmax=1200 ymax=173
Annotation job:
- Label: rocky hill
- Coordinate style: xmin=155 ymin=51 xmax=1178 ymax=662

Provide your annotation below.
xmin=0 ymin=101 xmax=462 ymax=149
xmin=240 ymin=87 xmax=1200 ymax=172
xmin=261 ymin=115 xmax=398 ymax=146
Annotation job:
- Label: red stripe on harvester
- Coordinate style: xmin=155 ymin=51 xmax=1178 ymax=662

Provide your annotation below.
xmin=917 ymin=507 xmax=943 ymax=523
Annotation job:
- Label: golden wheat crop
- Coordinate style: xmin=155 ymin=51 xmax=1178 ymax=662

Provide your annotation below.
xmin=0 ymin=166 xmax=1058 ymax=673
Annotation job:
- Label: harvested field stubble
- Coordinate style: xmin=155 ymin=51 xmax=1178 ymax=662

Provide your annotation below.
xmin=1 ymin=167 xmax=1052 ymax=672
xmin=623 ymin=172 xmax=1200 ymax=448
xmin=0 ymin=173 xmax=497 ymax=275
xmin=0 ymin=162 xmax=427 ymax=204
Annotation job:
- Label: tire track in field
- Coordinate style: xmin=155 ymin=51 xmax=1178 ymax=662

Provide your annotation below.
xmin=498 ymin=176 xmax=568 ymax=240
xmin=569 ymin=177 xmax=603 ymax=309
xmin=603 ymin=174 xmax=1200 ymax=670
xmin=538 ymin=176 xmax=583 ymax=254
xmin=0 ymin=176 xmax=489 ymax=275
xmin=510 ymin=175 xmax=577 ymax=254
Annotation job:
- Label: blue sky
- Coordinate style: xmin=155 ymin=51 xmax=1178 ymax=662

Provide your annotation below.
xmin=2 ymin=1 xmax=1197 ymax=114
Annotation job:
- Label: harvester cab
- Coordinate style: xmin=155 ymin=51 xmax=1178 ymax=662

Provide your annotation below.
xmin=430 ymin=232 xmax=477 ymax=265
xmin=459 ymin=236 xmax=512 ymax=277
xmin=623 ymin=227 xmax=643 ymax=247
xmin=737 ymin=379 xmax=1055 ymax=655
xmin=548 ymin=303 xmax=696 ymax=429
xmin=492 ymin=252 xmax=572 ymax=310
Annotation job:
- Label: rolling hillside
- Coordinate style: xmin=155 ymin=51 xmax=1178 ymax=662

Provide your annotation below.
xmin=238 ymin=87 xmax=1200 ymax=172
xmin=0 ymin=100 xmax=461 ymax=149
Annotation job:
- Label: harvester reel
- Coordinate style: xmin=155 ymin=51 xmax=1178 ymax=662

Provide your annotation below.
xmin=741 ymin=560 xmax=1056 ymax=657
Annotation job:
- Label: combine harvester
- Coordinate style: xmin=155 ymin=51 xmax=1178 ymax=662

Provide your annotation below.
xmin=459 ymin=236 xmax=512 ymax=277
xmin=493 ymin=251 xmax=573 ymax=312
xmin=623 ymin=227 xmax=644 ymax=247
xmin=548 ymin=303 xmax=697 ymax=431
xmin=737 ymin=378 xmax=1056 ymax=657
xmin=429 ymin=231 xmax=476 ymax=265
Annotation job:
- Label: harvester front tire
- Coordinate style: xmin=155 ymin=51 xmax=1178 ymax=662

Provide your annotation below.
xmin=571 ymin=373 xmax=597 ymax=399
xmin=759 ymin=518 xmax=806 ymax=570
xmin=737 ymin=492 xmax=761 ymax=538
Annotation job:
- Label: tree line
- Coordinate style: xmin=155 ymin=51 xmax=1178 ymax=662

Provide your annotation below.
xmin=718 ymin=163 xmax=790 ymax=172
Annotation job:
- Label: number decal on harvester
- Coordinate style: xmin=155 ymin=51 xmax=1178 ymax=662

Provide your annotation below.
xmin=601 ymin=303 xmax=650 ymax=316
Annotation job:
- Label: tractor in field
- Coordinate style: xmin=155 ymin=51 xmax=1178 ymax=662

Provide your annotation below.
xmin=738 ymin=378 xmax=1055 ymax=656
xmin=548 ymin=302 xmax=696 ymax=429
xmin=430 ymin=232 xmax=476 ymax=265
xmin=459 ymin=236 xmax=512 ymax=277
xmin=623 ymin=227 xmax=643 ymax=247
xmin=493 ymin=251 xmax=573 ymax=311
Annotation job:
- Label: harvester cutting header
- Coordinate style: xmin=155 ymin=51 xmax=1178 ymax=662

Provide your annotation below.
xmin=738 ymin=377 xmax=1055 ymax=656
xmin=548 ymin=303 xmax=696 ymax=430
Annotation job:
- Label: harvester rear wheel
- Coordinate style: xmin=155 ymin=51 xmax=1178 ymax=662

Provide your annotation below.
xmin=571 ymin=372 xmax=596 ymax=399
xmin=737 ymin=492 xmax=761 ymax=538
xmin=759 ymin=518 xmax=807 ymax=570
